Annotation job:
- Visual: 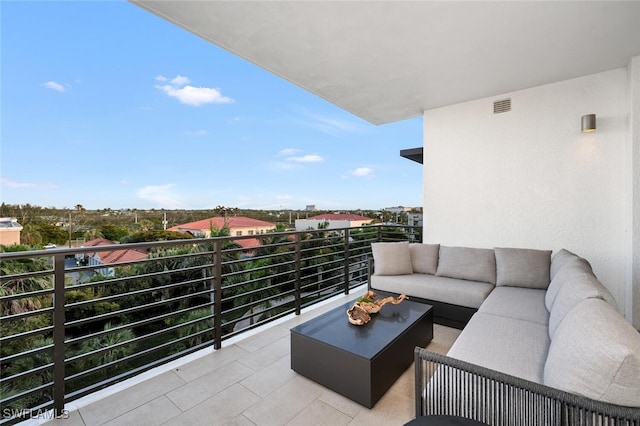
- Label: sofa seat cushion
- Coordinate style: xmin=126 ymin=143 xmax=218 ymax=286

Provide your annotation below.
xmin=371 ymin=241 xmax=413 ymax=275
xmin=409 ymin=243 xmax=440 ymax=274
xmin=370 ymin=274 xmax=494 ymax=309
xmin=478 ymin=287 xmax=548 ymax=325
xmin=544 ymin=298 xmax=640 ymax=407
xmin=436 ymin=246 xmax=496 ymax=284
xmin=447 ymin=312 xmax=549 ymax=383
xmin=494 ymin=247 xmax=551 ymax=289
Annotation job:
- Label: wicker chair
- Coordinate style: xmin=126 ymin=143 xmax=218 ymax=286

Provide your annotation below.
xmin=414 ymin=348 xmax=640 ymax=426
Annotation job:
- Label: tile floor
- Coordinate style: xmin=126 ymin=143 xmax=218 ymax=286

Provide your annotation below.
xmin=35 ymin=287 xmax=461 ymax=426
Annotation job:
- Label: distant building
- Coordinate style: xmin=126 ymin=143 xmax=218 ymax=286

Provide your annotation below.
xmin=169 ymin=216 xmax=276 ymax=238
xmin=295 ymin=213 xmax=373 ymax=231
xmin=80 ymin=238 xmax=149 ymax=277
xmin=0 ymin=217 xmax=23 ymax=246
xmin=383 ymin=206 xmax=413 ymax=213
xmin=305 ymin=205 xmax=316 ymax=211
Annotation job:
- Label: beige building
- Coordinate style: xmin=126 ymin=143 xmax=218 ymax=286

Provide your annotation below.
xmin=0 ymin=217 xmax=23 ymax=246
xmin=295 ymin=213 xmax=373 ymax=231
xmin=169 ymin=216 xmax=276 ymax=238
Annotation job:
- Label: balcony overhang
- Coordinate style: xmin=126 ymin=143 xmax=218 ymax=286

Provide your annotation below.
xmin=129 ymin=1 xmax=640 ymax=125
xmin=400 ymin=147 xmax=423 ymax=165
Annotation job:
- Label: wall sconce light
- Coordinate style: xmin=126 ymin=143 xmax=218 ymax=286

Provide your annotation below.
xmin=581 ymin=114 xmax=596 ymax=133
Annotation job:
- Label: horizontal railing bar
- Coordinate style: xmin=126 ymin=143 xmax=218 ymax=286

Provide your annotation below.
xmin=65 ymin=276 xmax=211 ymax=309
xmin=64 ymin=339 xmax=214 ymax=404
xmin=64 ymin=302 xmax=214 ymax=346
xmin=0 ymin=224 xmax=418 ymax=418
xmin=0 ymin=381 xmax=52 ymax=407
xmin=0 ymin=325 xmax=54 ymax=346
xmin=64 ymin=289 xmax=213 ymax=328
xmin=1 ymin=362 xmax=54 ymax=386
xmin=65 ymin=329 xmax=215 ymax=383
xmin=0 ymin=306 xmax=54 ymax=323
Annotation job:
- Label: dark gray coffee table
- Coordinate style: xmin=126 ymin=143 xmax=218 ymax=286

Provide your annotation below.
xmin=291 ymin=298 xmax=433 ymax=408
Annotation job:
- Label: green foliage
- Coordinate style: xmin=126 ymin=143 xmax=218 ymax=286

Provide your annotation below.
xmin=121 ymin=230 xmax=194 ymax=243
xmin=30 ymin=221 xmax=68 ymax=246
xmin=65 ymin=289 xmax=121 ymax=335
xmin=99 ymin=224 xmax=130 ymax=241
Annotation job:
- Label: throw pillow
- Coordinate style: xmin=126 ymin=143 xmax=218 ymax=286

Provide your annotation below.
xmin=549 ymin=248 xmax=591 ymax=280
xmin=371 ymin=241 xmax=413 ymax=276
xmin=494 ymin=247 xmax=552 ymax=289
xmin=409 ymin=243 xmax=440 ymax=274
xmin=435 ymin=246 xmax=496 ymax=284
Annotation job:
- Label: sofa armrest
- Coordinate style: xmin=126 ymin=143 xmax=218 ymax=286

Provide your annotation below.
xmin=414 ymin=347 xmax=640 ymax=425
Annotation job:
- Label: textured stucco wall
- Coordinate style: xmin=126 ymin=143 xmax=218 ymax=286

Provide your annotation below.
xmin=423 ymin=68 xmax=635 ymax=323
xmin=629 ymin=56 xmax=640 ymax=328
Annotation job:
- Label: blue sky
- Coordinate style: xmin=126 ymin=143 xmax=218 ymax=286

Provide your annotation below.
xmin=1 ymin=1 xmax=423 ymax=211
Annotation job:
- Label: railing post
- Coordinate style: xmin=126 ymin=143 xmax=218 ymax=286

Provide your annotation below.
xmin=213 ymin=240 xmax=222 ymax=350
xmin=53 ymin=253 xmax=66 ymax=417
xmin=343 ymin=228 xmax=350 ymax=295
xmin=377 ymin=225 xmax=382 ymax=242
xmin=294 ymin=233 xmax=301 ymax=315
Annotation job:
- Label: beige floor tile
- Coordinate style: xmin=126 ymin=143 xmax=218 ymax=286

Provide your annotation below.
xmin=101 ymin=395 xmax=181 ymax=426
xmin=226 ymin=414 xmax=258 ymax=426
xmin=173 ymin=344 xmax=250 ymax=383
xmin=242 ymin=375 xmax=324 ymax=425
xmin=163 ymin=384 xmax=261 ymax=426
xmin=237 ymin=335 xmax=290 ymax=371
xmin=286 ymin=399 xmax=352 ymax=426
xmin=166 ymin=361 xmax=254 ymax=411
xmin=240 ymin=353 xmax=296 ymax=397
xmin=318 ymin=389 xmax=364 ymax=418
xmin=235 ymin=324 xmax=290 ymax=353
xmin=78 ymin=370 xmax=185 ymax=425
xmin=348 ymin=389 xmax=414 ymax=426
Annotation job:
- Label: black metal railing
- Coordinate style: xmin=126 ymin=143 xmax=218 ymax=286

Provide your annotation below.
xmin=0 ymin=224 xmax=420 ymax=424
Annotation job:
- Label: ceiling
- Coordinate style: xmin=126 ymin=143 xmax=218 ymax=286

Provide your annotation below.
xmin=130 ymin=1 xmax=640 ymax=125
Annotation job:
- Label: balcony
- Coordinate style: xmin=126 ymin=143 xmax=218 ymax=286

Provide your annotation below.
xmin=1 ymin=225 xmax=453 ymax=425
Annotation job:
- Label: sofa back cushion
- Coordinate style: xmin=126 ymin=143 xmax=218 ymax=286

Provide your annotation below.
xmin=544 ymin=298 xmax=640 ymax=407
xmin=545 ymin=258 xmax=595 ymax=311
xmin=548 ymin=273 xmax=616 ymax=338
xmin=409 ymin=243 xmax=440 ymax=274
xmin=436 ymin=246 xmax=496 ymax=284
xmin=550 ymin=249 xmax=582 ymax=280
xmin=494 ymin=247 xmax=551 ymax=289
xmin=371 ymin=241 xmax=413 ymax=276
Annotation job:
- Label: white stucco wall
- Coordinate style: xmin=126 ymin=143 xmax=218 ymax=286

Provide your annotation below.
xmin=423 ymin=68 xmax=637 ymax=326
xmin=629 ymin=56 xmax=640 ymax=327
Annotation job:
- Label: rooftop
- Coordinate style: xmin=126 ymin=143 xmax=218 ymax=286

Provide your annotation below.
xmin=168 ymin=216 xmax=276 ymax=233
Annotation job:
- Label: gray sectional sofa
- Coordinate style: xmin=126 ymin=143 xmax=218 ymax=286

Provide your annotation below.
xmin=368 ymin=242 xmax=640 ymax=422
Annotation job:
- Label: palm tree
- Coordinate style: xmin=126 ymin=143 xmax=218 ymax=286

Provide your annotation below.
xmin=226 ymin=258 xmax=280 ymax=325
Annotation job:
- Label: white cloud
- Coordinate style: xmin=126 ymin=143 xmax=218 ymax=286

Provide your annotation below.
xmin=42 ymin=81 xmax=66 ymax=92
xmin=294 ymin=108 xmax=365 ymax=135
xmin=350 ymin=167 xmax=374 ymax=177
xmin=1 ymin=177 xmax=57 ymax=189
xmin=287 ymin=154 xmax=324 ymax=163
xmin=137 ymin=184 xmax=186 ymax=209
xmin=278 ymin=148 xmax=299 ymax=157
xmin=155 ymin=74 xmax=233 ymax=106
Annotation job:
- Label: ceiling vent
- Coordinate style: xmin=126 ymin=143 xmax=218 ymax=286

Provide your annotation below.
xmin=493 ymin=98 xmax=511 ymax=114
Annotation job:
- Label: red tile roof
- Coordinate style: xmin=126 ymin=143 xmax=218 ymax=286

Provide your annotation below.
xmin=308 ymin=213 xmax=373 ymax=221
xmin=234 ymin=238 xmax=261 ymax=249
xmin=169 ymin=216 xmax=275 ymax=232
xmin=83 ymin=238 xmax=148 ymax=264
